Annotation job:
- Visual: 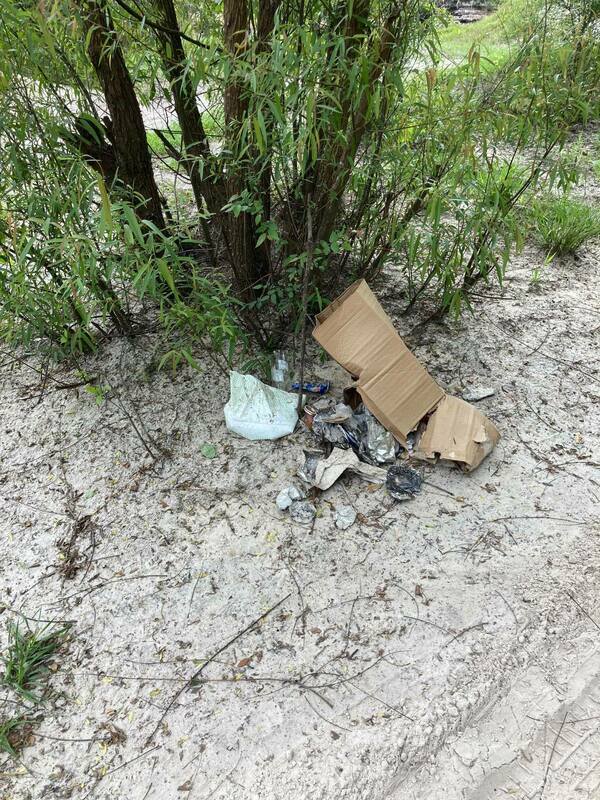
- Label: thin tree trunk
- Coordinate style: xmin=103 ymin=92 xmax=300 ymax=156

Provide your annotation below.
xmin=150 ymin=0 xmax=224 ymax=258
xmin=312 ymin=6 xmax=403 ymax=247
xmin=81 ymin=0 xmax=166 ymax=229
xmin=150 ymin=0 xmax=219 ymax=212
xmin=223 ymin=0 xmax=269 ymax=298
xmin=255 ymin=0 xmax=279 ymax=222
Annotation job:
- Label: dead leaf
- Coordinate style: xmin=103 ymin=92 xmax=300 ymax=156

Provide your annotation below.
xmin=178 ymin=779 xmax=193 ymax=792
xmin=98 ymin=722 xmax=127 ymax=746
xmin=237 ymin=656 xmax=252 ymax=668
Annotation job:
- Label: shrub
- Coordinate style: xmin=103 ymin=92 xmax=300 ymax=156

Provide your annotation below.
xmin=0 ymin=0 xmax=596 ymax=362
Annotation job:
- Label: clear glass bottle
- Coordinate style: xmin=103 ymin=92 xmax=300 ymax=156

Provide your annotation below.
xmin=271 ymin=350 xmax=290 ymax=390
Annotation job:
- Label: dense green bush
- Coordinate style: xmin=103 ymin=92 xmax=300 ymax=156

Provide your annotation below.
xmin=0 ymin=0 xmax=597 ymax=365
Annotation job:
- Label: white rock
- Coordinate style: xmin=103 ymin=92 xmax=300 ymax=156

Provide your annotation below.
xmin=334 ymin=505 xmax=357 ymax=530
xmin=289 ymin=500 xmax=316 ymax=525
xmin=462 ymin=385 xmax=495 ymax=402
xmin=453 ymin=740 xmax=479 ymax=768
xmin=276 ymin=485 xmax=304 ymax=511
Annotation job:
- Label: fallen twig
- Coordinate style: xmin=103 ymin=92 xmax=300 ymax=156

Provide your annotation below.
xmin=540 ymin=712 xmax=568 ymax=798
xmin=565 ymin=590 xmax=600 ymax=632
xmin=145 ymin=593 xmax=291 ymax=745
xmin=443 ymin=622 xmax=487 ymax=648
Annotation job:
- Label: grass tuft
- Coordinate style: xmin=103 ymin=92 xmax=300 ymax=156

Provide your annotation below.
xmin=438 ymin=0 xmax=543 ymax=65
xmin=0 ymin=716 xmax=32 ymax=759
xmin=1 ymin=623 xmax=68 ymax=704
xmin=529 ymin=195 xmax=600 ymax=256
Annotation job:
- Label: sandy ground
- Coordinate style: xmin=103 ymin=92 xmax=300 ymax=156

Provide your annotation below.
xmin=1 ymin=205 xmax=599 ymax=798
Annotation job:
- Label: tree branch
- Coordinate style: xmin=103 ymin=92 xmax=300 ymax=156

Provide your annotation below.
xmin=110 ymin=0 xmax=217 ymax=52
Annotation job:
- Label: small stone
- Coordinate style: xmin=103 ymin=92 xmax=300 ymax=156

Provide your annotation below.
xmin=461 ymin=385 xmax=495 ymax=402
xmin=421 ymin=566 xmax=439 ymax=579
xmin=289 ymin=500 xmax=316 ymax=525
xmin=276 ymin=485 xmax=304 ymax=511
xmin=334 ymin=505 xmax=356 ymax=530
xmin=453 ymin=740 xmax=478 ymax=768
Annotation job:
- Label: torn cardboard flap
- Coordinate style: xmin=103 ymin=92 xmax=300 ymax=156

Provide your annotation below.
xmin=312 ymin=279 xmax=500 ymax=471
xmin=414 ymin=395 xmax=500 ymax=471
xmin=313 ymin=280 xmax=444 ymax=443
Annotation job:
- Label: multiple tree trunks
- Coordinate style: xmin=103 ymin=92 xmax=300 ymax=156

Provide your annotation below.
xmin=150 ymin=0 xmax=217 ymax=214
xmin=74 ymin=0 xmax=402 ymax=298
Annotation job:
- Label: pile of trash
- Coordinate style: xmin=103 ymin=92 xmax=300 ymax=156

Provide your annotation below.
xmin=224 ymin=279 xmax=500 ymax=526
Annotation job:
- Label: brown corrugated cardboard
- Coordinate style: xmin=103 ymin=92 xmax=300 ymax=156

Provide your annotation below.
xmin=414 ymin=395 xmax=500 ymax=471
xmin=313 ymin=280 xmax=445 ymax=444
xmin=312 ymin=279 xmax=500 ymax=470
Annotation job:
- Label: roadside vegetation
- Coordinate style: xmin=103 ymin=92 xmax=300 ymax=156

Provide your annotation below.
xmin=0 ymin=0 xmax=598 ymax=370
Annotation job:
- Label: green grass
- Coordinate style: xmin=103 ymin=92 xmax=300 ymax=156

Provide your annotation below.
xmin=593 ymin=133 xmax=600 ymax=179
xmin=529 ymin=195 xmax=600 ymax=256
xmin=1 ymin=623 xmax=68 ymax=704
xmin=0 ymin=716 xmax=29 ymax=758
xmin=438 ymin=0 xmax=542 ymax=66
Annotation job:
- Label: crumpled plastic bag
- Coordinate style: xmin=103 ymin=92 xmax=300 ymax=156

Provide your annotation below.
xmin=224 ymin=372 xmax=298 ymax=440
xmin=311 ymin=402 xmax=356 ymax=450
xmin=309 ymin=399 xmax=396 ymax=463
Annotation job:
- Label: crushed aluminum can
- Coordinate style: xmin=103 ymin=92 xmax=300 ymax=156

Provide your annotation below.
xmin=291 ymin=381 xmax=331 ymax=395
xmin=303 ymin=405 xmax=317 ymax=430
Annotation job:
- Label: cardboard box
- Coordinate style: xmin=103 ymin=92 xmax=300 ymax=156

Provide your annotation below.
xmin=312 ymin=280 xmax=500 ymax=471
xmin=414 ymin=394 xmax=500 ymax=470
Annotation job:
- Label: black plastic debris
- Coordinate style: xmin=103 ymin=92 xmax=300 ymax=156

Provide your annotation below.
xmin=386 ymin=464 xmax=423 ymax=500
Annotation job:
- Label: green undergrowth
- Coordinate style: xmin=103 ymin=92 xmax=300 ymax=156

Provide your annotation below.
xmin=0 ymin=621 xmax=70 ymax=761
xmin=529 ymin=194 xmax=600 ymax=255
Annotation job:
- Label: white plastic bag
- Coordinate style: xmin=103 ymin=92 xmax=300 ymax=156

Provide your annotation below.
xmin=224 ymin=372 xmax=298 ymax=440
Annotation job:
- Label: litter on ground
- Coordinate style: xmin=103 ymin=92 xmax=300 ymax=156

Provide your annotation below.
xmin=224 ymin=371 xmax=299 ymax=440
xmin=223 ymin=281 xmax=501 ymax=518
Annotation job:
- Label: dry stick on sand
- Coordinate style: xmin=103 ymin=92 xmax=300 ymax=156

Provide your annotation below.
xmin=540 ymin=711 xmax=568 ymax=798
xmin=145 ymin=593 xmax=291 ymax=745
xmin=565 ymin=590 xmax=600 ymax=632
xmin=296 ymin=199 xmax=314 ymax=416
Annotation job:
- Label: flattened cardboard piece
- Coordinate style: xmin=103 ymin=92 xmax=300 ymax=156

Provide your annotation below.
xmin=415 ymin=395 xmax=500 ymax=471
xmin=313 ymin=280 xmax=445 ymax=444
